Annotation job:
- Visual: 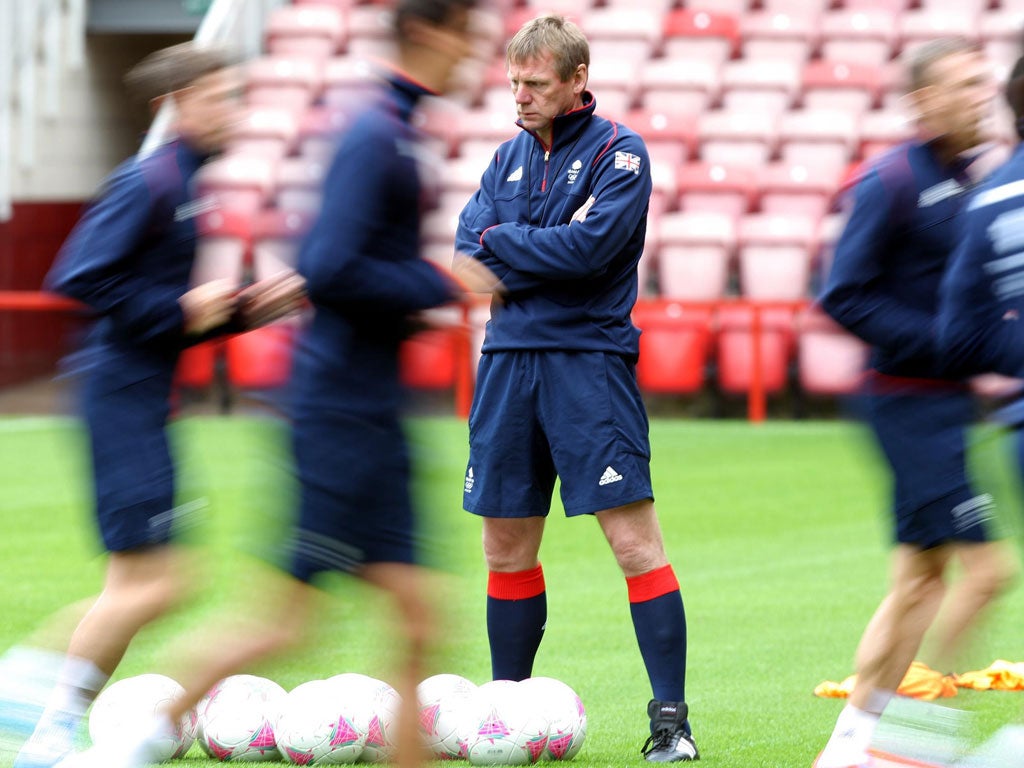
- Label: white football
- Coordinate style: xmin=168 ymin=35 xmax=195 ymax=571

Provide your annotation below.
xmin=465 ymin=680 xmax=549 ymax=766
xmin=416 ymin=673 xmax=480 ymax=760
xmin=198 ymin=674 xmax=286 ymax=761
xmin=518 ymin=677 xmax=587 ymax=760
xmin=327 ymin=675 xmax=400 ymax=763
xmin=274 ymin=680 xmax=366 ymax=765
xmin=88 ymin=674 xmax=198 ymax=761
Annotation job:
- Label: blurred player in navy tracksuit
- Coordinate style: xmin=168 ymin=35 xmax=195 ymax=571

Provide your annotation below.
xmin=5 ymin=43 xmax=305 ymax=768
xmin=65 ymin=4 xmax=503 ymax=768
xmin=815 ymin=37 xmax=1018 ymax=768
xmin=454 ymin=15 xmax=696 ymax=763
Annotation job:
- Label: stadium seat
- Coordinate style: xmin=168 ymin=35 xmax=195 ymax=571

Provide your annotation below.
xmin=801 ymin=61 xmax=882 ymax=115
xmin=412 ymin=96 xmax=464 ymax=159
xmin=842 ymin=0 xmax=911 ymax=10
xmin=196 ymin=154 xmax=277 ymax=217
xmin=632 ymin=301 xmax=713 ymax=395
xmin=246 ymin=56 xmax=323 ymax=112
xmin=757 ymin=162 xmax=841 ymax=219
xmin=441 ymin=157 xmax=490 ymax=199
xmin=655 ymin=211 xmax=735 ymax=300
xmin=796 ymin=307 xmax=868 ymax=396
xmin=400 ymin=322 xmax=461 ymax=391
xmin=917 ymin=0 xmax=988 ymax=13
xmin=272 ymin=156 xmax=323 ymax=214
xmin=777 ymin=108 xmax=859 ymax=172
xmin=346 ymin=5 xmax=395 ymax=44
xmin=636 ymin=58 xmax=719 ymax=115
xmin=582 ymin=8 xmax=661 ymax=62
xmin=627 ymin=109 xmax=698 ymax=167
xmin=175 ymin=341 xmax=220 ymax=390
xmin=698 ymin=109 xmax=778 ymax=166
xmin=737 ymin=213 xmax=818 ymax=300
xmin=194 ymin=209 xmax=251 ymax=286
xmin=252 ymin=209 xmax=314 ymax=278
xmin=228 ymin=107 xmax=299 ymax=162
xmin=719 ymin=58 xmax=801 ymax=116
xmin=676 ymin=162 xmax=757 ymax=218
xmin=523 ymin=0 xmax=594 ymax=18
xmin=898 ymin=10 xmax=980 ymax=51
xmin=295 ymin=105 xmax=349 ymax=161
xmin=740 ymin=11 xmax=819 ymax=66
xmin=321 ymin=56 xmax=383 ymax=110
xmin=226 ymin=324 xmax=296 ymax=390
xmin=818 ymin=10 xmax=896 ymax=66
xmin=454 ymin=108 xmax=520 ymax=159
xmin=715 ymin=304 xmax=795 ymax=396
xmin=265 ymin=4 xmax=346 ymax=59
xmin=662 ymin=9 xmax=741 ymax=66
xmin=760 ymin=0 xmax=828 ymax=12
xmin=858 ymin=108 xmax=913 ymax=160
xmin=979 ymin=12 xmax=1024 ymax=76
xmin=585 ymin=57 xmax=640 ymax=120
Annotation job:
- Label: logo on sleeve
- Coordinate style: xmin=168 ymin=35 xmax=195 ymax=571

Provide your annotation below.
xmin=567 ymin=159 xmax=582 ymax=184
xmin=614 ymin=151 xmax=641 ymax=176
xmin=506 ymin=166 xmax=523 ymax=182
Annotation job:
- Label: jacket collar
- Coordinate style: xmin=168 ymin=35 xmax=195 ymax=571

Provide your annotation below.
xmin=518 ymin=90 xmax=597 ymax=151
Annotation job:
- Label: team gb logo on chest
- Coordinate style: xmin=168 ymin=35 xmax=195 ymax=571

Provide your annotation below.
xmin=567 ymin=159 xmax=582 ymax=185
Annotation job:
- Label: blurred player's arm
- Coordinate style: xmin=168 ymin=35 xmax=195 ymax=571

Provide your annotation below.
xmin=820 ymin=169 xmax=934 ymax=359
xmin=477 ymin=136 xmax=650 ymax=281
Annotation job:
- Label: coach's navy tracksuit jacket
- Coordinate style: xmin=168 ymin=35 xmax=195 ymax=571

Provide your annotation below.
xmin=455 ymin=93 xmax=652 ymax=357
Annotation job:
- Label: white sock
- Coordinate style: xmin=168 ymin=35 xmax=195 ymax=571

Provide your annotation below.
xmin=816 ymin=705 xmax=880 ymax=768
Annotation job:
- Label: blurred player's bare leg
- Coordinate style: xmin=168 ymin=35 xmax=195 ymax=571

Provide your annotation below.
xmin=362 ymin=562 xmax=436 ymax=768
xmin=925 ymin=541 xmax=1017 ymax=672
xmin=482 ymin=517 xmax=545 ymax=681
xmin=597 ymin=501 xmax=696 ymax=762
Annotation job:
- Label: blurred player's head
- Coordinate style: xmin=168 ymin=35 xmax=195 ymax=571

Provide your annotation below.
xmin=506 ymin=15 xmax=589 ymax=145
xmin=125 ymin=42 xmax=241 ymax=154
xmin=393 ymin=0 xmax=478 ymax=93
xmin=905 ymin=37 xmax=995 ymax=157
xmin=1005 ymin=55 xmax=1024 ymax=140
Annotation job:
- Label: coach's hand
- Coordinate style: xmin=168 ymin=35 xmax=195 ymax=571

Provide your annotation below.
xmin=237 ymin=270 xmax=308 ymax=328
xmin=180 ymin=279 xmax=237 ymax=335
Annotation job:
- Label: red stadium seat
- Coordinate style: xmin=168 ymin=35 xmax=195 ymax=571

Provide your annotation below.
xmin=175 ymin=341 xmax=220 ymax=390
xmin=757 ymin=162 xmax=841 ymax=219
xmin=737 ymin=214 xmax=818 ymax=300
xmin=252 ymin=209 xmax=314 ymax=279
xmin=801 ymin=61 xmax=882 ymax=115
xmin=819 ymin=10 xmax=896 ymax=66
xmin=740 ymin=11 xmax=820 ymax=66
xmin=662 ymin=9 xmax=741 ymax=65
xmin=676 ymin=162 xmax=757 ymax=218
xmin=226 ymin=324 xmax=296 ymax=390
xmin=196 ymin=154 xmax=277 ymax=218
xmin=698 ymin=109 xmax=778 ymax=166
xmin=719 ymin=58 xmax=801 ymax=116
xmin=632 ymin=301 xmax=713 ymax=394
xmin=655 ymin=212 xmax=735 ymax=300
xmin=245 ymin=56 xmax=323 ymax=112
xmin=796 ymin=308 xmax=868 ymax=396
xmin=715 ymin=305 xmax=795 ymax=396
xmin=400 ymin=325 xmax=460 ymax=390
xmin=265 ymin=4 xmax=346 ymax=59
xmin=627 ymin=109 xmax=699 ymax=167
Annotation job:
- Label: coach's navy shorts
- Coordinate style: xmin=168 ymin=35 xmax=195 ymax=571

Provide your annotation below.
xmin=289 ymin=410 xmax=416 ymax=582
xmin=82 ymin=371 xmax=176 ymax=552
xmin=464 ymin=350 xmax=653 ymax=518
xmin=865 ymin=380 xmax=994 ymax=548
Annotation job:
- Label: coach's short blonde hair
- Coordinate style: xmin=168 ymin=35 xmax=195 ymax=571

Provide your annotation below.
xmin=506 ymin=15 xmax=589 ymax=82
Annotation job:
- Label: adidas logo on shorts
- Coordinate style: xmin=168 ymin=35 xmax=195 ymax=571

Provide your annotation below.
xmin=599 ymin=466 xmax=623 ymax=486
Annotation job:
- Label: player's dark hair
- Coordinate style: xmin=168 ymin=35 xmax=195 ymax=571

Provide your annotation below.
xmin=1006 ymin=56 xmax=1024 ymax=140
xmin=906 ymin=36 xmax=980 ymax=92
xmin=124 ymin=42 xmax=235 ymax=103
xmin=394 ymin=0 xmax=477 ymax=43
xmin=507 ymin=15 xmax=589 ymax=83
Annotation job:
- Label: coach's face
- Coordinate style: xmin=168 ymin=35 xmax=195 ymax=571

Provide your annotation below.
xmin=508 ymin=51 xmax=586 ymax=147
xmin=917 ymin=50 xmax=996 ymax=155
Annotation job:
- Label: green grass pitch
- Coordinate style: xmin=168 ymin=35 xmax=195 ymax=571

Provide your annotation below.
xmin=2 ymin=415 xmax=1024 ymax=767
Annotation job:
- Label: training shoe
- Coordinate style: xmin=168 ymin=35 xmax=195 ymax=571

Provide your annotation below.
xmin=13 ymin=713 xmax=77 ymax=768
xmin=641 ymin=700 xmax=699 ymax=762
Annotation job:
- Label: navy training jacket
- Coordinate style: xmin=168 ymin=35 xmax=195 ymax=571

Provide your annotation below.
xmin=456 ymin=93 xmax=652 ymax=357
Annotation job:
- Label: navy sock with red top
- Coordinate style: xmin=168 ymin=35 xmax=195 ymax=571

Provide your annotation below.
xmin=628 ymin=564 xmax=688 ymax=706
xmin=486 ymin=564 xmax=546 ymax=681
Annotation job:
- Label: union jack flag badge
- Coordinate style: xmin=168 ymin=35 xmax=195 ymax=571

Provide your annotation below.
xmin=614 ymin=150 xmax=641 ymax=175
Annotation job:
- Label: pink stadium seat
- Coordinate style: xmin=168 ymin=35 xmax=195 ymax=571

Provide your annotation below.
xmin=858 ymin=109 xmax=913 ymax=160
xmin=441 ymin=157 xmax=490 ymax=198
xmin=636 ymin=58 xmax=719 ymax=115
xmin=737 ymin=214 xmax=818 ymax=300
xmin=585 ymin=58 xmax=640 ymax=120
xmin=581 ymin=8 xmax=661 ymax=62
xmin=228 ymin=107 xmax=299 ymax=162
xmin=252 ymin=209 xmax=314 ymax=278
xmin=655 ymin=212 xmax=735 ymax=300
xmin=523 ymin=0 xmax=594 ymax=18
xmin=627 ymin=110 xmax=699 ymax=167
xmin=777 ymin=109 xmax=859 ymax=172
xmin=400 ymin=327 xmax=460 ymax=390
xmin=632 ymin=301 xmax=713 ymax=395
xmin=662 ymin=9 xmax=741 ymax=66
xmin=346 ymin=5 xmax=394 ymax=43
xmin=676 ymin=162 xmax=757 ymax=218
xmin=819 ymin=10 xmax=896 ymax=66
xmin=797 ymin=308 xmax=868 ymax=396
xmin=757 ymin=162 xmax=841 ymax=219
xmin=917 ymin=0 xmax=989 ymax=12
xmin=411 ymin=97 xmax=463 ymax=159
xmin=801 ymin=61 xmax=882 ymax=115
xmin=979 ymin=12 xmax=1024 ymax=75
xmin=321 ymin=56 xmax=382 ymax=110
xmin=296 ymin=105 xmax=349 ymax=161
xmin=265 ymin=4 xmax=346 ymax=59
xmin=194 ymin=209 xmax=251 ymax=286
xmin=740 ymin=11 xmax=820 ymax=65
xmin=421 ymin=200 xmax=464 ymax=246
xmin=719 ymin=58 xmax=801 ymax=116
xmin=715 ymin=305 xmax=795 ymax=396
xmin=246 ymin=56 xmax=323 ymax=112
xmin=760 ymin=0 xmax=828 ymax=11
xmin=698 ymin=109 xmax=778 ymax=166
xmin=196 ymin=154 xmax=277 ymax=217
xmin=601 ymin=0 xmax=675 ymax=14
xmin=274 ymin=156 xmax=326 ymax=213
xmin=842 ymin=0 xmax=911 ymax=10
xmin=898 ymin=10 xmax=980 ymax=51
xmin=454 ymin=108 xmax=519 ymax=157
xmin=226 ymin=324 xmax=296 ymax=390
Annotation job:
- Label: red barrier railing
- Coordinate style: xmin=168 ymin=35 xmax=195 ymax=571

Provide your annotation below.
xmin=0 ymin=291 xmax=814 ymax=423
